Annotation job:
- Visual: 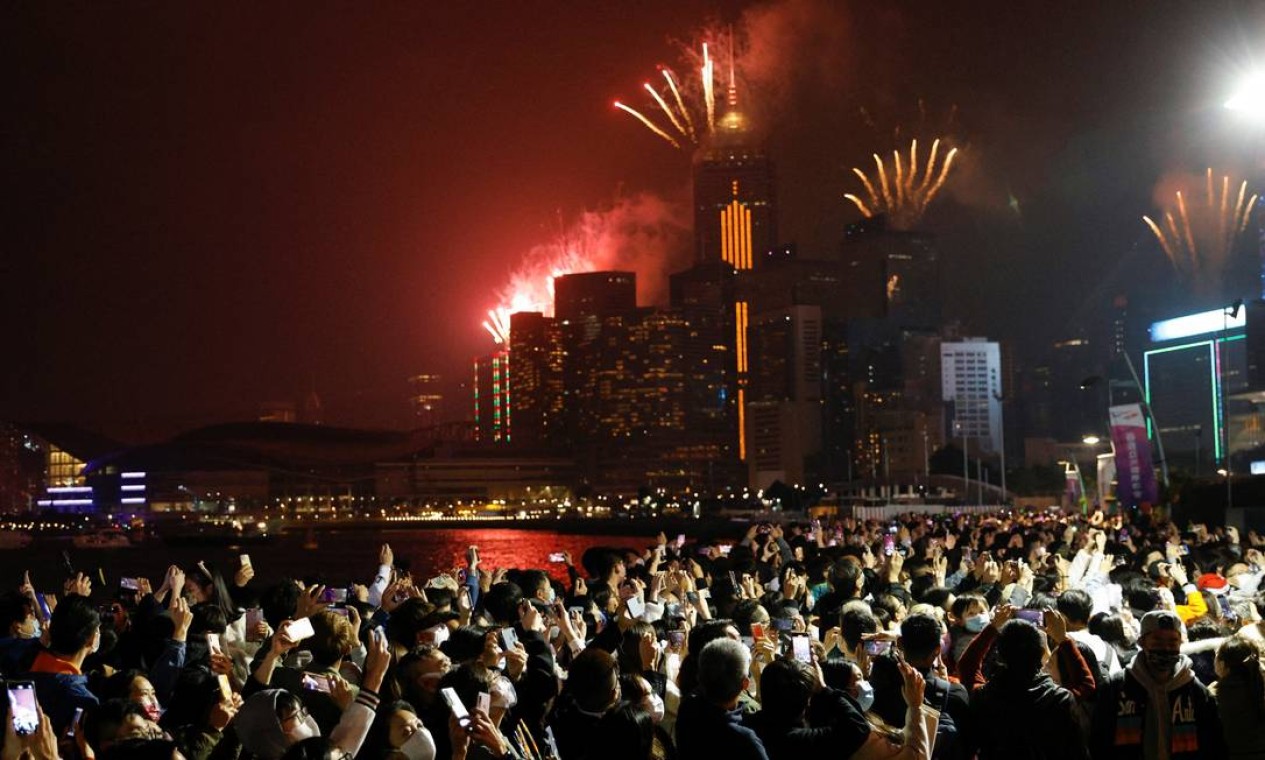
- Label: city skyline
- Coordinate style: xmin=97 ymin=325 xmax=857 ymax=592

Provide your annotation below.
xmin=5 ymin=1 xmax=1265 ymax=435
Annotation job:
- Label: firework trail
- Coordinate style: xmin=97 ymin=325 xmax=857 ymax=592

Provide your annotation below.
xmin=845 ymin=137 xmax=960 ymax=228
xmin=613 ymin=33 xmax=741 ymax=150
xmin=1142 ymin=168 xmax=1256 ymax=283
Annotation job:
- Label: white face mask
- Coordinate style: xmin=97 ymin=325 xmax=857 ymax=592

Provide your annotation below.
xmin=286 ymin=715 xmax=320 ymax=744
xmin=90 ymin=629 xmax=101 ymax=654
xmin=491 ymin=674 xmax=518 ymax=711
xmin=422 ymin=625 xmax=450 ymax=647
xmin=399 ymin=726 xmax=436 ymax=760
xmin=854 ymin=679 xmax=875 ymax=712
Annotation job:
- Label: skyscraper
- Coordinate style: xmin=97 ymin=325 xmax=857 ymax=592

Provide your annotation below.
xmin=508 ymin=313 xmax=564 ymax=449
xmin=941 ymin=338 xmax=1003 ymax=454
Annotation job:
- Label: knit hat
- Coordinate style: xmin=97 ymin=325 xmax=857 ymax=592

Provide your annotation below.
xmin=1138 ymin=609 xmax=1181 ymax=638
xmin=1196 ymin=573 xmax=1229 ymax=593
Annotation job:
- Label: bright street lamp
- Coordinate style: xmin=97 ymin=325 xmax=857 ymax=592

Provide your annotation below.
xmin=1082 ymin=435 xmax=1101 ymax=446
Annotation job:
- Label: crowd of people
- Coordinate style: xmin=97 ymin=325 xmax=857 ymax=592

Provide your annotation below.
xmin=2 ymin=507 xmax=1265 ymax=760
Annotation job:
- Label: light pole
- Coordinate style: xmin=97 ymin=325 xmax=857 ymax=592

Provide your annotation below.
xmin=993 ymin=390 xmax=1007 ymax=504
xmin=1222 ymin=299 xmax=1243 ymax=512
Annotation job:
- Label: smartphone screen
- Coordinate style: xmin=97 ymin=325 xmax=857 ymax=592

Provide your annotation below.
xmin=34 ymin=593 xmax=52 ymax=622
xmin=548 ymin=552 xmax=566 ymax=563
xmin=501 ymin=627 xmax=518 ymax=651
xmin=1016 ymin=609 xmax=1044 ymax=625
xmin=791 ymin=635 xmax=812 ymax=664
xmin=626 ymin=596 xmax=645 ymax=619
xmin=217 ymin=674 xmax=233 ymax=700
xmin=206 ymin=632 xmax=222 ymax=654
xmin=751 ymin=622 xmax=766 ymax=640
xmin=668 ymin=630 xmax=685 ymax=648
xmin=863 ymin=640 xmax=891 ymax=656
xmin=120 ymin=577 xmax=139 ymax=591
xmin=883 ymin=534 xmax=896 ymax=556
xmin=7 ymin=682 xmax=38 ymax=736
xmin=67 ymin=707 xmax=83 ymax=737
xmin=442 ymin=687 xmax=471 ymax=728
xmin=286 ymin=617 xmax=315 ymax=641
xmin=240 ymin=554 xmax=251 ymax=567
xmin=324 ymin=587 xmax=348 ymax=604
xmin=476 ymin=692 xmax=491 ymax=715
xmin=300 ymin=673 xmax=332 ymax=693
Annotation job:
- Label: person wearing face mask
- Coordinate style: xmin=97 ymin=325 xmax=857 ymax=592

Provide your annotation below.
xmin=967 ymin=609 xmax=1090 ymax=760
xmin=375 ymin=702 xmax=438 ymax=760
xmin=746 ymin=657 xmax=872 ymax=760
xmin=0 ymin=590 xmax=41 ymax=641
xmin=20 ymin=594 xmax=102 ymax=734
xmin=1090 ymin=609 xmax=1227 ymax=760
xmin=237 ymin=627 xmax=391 ymax=760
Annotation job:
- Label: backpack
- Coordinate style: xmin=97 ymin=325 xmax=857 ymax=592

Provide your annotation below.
xmin=925 ymin=675 xmax=960 ymax=760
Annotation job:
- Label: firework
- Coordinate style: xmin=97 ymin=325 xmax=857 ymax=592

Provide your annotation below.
xmin=613 ymin=39 xmax=730 ymax=150
xmin=1142 ymin=168 xmax=1257 ymax=281
xmin=845 ymin=137 xmax=960 ymax=228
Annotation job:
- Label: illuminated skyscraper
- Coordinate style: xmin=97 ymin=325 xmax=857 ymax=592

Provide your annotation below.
xmin=508 ymin=313 xmax=564 ymax=448
xmin=473 ymin=350 xmax=511 ymax=444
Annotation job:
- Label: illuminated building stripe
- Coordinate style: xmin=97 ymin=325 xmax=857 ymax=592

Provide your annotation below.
xmin=738 ymin=388 xmax=747 ymax=460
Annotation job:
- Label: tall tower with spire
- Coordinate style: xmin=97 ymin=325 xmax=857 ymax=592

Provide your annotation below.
xmin=691 ymin=66 xmax=776 ymax=269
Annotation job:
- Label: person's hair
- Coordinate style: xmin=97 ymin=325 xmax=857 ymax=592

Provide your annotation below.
xmin=482 ymin=582 xmax=523 ymax=626
xmin=190 ymin=602 xmax=228 ymax=636
xmin=1125 ymin=581 xmax=1160 ymax=614
xmin=49 ymin=594 xmax=100 ymax=655
xmin=697 ymin=638 xmax=750 ymax=704
xmin=100 ymin=669 xmax=148 ymax=703
xmin=260 ymin=580 xmax=301 ymax=630
xmin=0 ymin=591 xmax=32 ymax=633
xmin=566 ymin=647 xmax=620 ymax=713
xmin=919 ymin=586 xmax=953 ymax=609
xmin=1089 ymin=612 xmax=1132 ymax=648
xmin=1253 ymin=589 xmax=1265 ymax=620
xmin=950 ymin=593 xmax=986 ymax=623
xmin=831 ymin=560 xmax=863 ymax=598
xmin=158 ymin=668 xmax=221 ymax=730
xmin=1188 ymin=619 xmax=1224 ymax=642
xmin=596 ymin=702 xmax=655 ymax=760
xmin=617 ymin=621 xmax=657 ymax=675
xmin=386 ymin=598 xmax=434 ymax=649
xmin=840 ymin=604 xmax=878 ymax=650
xmin=899 ymin=613 xmax=943 ymax=662
xmin=519 ymin=569 xmax=551 ymax=599
xmin=308 ymin=610 xmax=357 ymax=667
xmin=1216 ymin=635 xmax=1264 ymax=718
xmin=1056 ymin=589 xmax=1093 ymax=625
xmin=442 ymin=625 xmax=491 ymax=664
xmin=994 ymin=620 xmax=1045 ymax=681
xmin=187 ymin=562 xmax=236 ymax=620
xmin=758 ymin=657 xmax=815 ymax=726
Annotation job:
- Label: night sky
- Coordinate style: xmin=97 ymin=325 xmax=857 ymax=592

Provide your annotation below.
xmin=4 ymin=1 xmax=1265 ymax=437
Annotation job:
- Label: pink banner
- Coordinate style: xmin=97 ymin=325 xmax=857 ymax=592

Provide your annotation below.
xmin=1109 ymin=403 xmax=1158 ymax=507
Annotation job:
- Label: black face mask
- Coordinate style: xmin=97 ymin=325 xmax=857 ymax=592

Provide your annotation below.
xmin=1145 ymin=650 xmax=1180 ymax=672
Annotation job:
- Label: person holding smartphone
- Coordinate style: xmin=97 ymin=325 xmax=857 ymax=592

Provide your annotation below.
xmin=21 ymin=595 xmax=101 ymax=734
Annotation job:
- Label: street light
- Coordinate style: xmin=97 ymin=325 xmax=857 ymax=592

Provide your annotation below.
xmin=1221 ymin=298 xmax=1243 ymax=512
xmin=1082 ymin=435 xmax=1101 ymax=446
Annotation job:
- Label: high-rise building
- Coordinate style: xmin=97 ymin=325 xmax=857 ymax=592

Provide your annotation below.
xmin=746 ymin=305 xmax=822 ymax=487
xmin=840 ymin=216 xmax=941 ymax=330
xmin=473 ymin=350 xmax=511 ymax=444
xmin=508 ymin=313 xmax=565 ymax=449
xmin=408 ymin=374 xmax=444 ymax=428
xmin=553 ymin=271 xmax=637 ymax=322
xmin=941 ymin=338 xmax=1003 ymax=454
xmin=692 ymin=90 xmax=775 ymax=269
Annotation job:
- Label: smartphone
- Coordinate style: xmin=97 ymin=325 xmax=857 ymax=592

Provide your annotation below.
xmin=1218 ymin=595 xmax=1235 ymax=618
xmin=206 ymin=632 xmax=222 ymax=654
xmin=476 ymin=692 xmax=491 ymax=715
xmin=300 ymin=673 xmax=333 ymax=693
xmin=34 ymin=593 xmax=52 ymax=622
xmin=664 ymin=602 xmax=681 ymax=619
xmin=501 ymin=627 xmax=518 ymax=651
xmin=717 ymin=543 xmax=733 ymax=556
xmin=863 ymin=640 xmax=892 ymax=656
xmin=1118 ymin=530 xmax=1129 ymax=543
xmin=961 ymin=547 xmax=973 ymax=564
xmin=548 ymin=552 xmax=567 ymax=563
xmin=675 ymin=533 xmax=686 ymax=548
xmin=7 ymin=681 xmax=38 ymax=736
xmin=667 ymin=630 xmax=685 ymax=649
xmin=286 ymin=617 xmax=316 ymax=641
xmin=67 ymin=706 xmax=84 ymax=737
xmin=751 ymin=622 xmax=766 ymax=640
xmin=442 ymin=687 xmax=472 ymax=729
xmin=626 ymin=596 xmax=645 ymax=619
xmin=324 ymin=587 xmax=348 ymax=604
xmin=883 ymin=534 xmax=896 ymax=556
xmin=120 ymin=577 xmax=139 ymax=591
xmin=216 ymin=674 xmax=233 ymax=700
xmin=791 ymin=634 xmax=812 ymax=664
xmin=240 ymin=554 xmax=251 ymax=568
xmin=568 ymin=605 xmax=585 ymax=618
xmin=245 ymin=607 xmax=265 ymax=641
xmin=773 ymin=617 xmax=794 ymax=632
xmin=1180 ymin=545 xmax=1190 ymax=556
xmin=1016 ymin=609 xmax=1044 ymax=625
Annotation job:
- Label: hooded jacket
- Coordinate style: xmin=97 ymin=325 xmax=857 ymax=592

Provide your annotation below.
xmin=1089 ymin=652 xmax=1227 ymax=760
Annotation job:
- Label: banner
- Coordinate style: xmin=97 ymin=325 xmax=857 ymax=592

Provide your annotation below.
xmin=1110 ymin=403 xmax=1158 ymax=507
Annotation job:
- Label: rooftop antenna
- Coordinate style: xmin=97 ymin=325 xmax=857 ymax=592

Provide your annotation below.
xmin=726 ymin=24 xmax=738 ymax=107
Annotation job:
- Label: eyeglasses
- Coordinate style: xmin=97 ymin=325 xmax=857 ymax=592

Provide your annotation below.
xmin=281 ymin=707 xmax=310 ymax=725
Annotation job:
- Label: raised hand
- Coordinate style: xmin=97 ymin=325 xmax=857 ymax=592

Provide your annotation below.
xmin=169 ymin=597 xmax=193 ymax=642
